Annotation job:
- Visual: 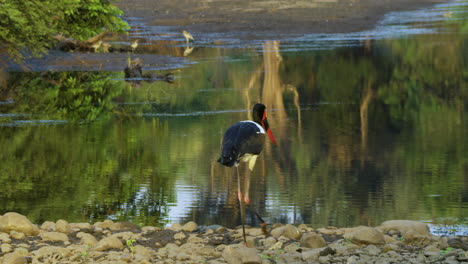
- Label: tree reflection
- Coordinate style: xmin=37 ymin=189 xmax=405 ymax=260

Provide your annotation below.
xmin=0 ymin=71 xmax=127 ymax=121
xmin=203 ymin=20 xmax=468 ymax=227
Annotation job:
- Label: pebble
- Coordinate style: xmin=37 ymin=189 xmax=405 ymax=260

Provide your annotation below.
xmin=56 ymin=219 xmax=70 ymax=233
xmin=40 ymin=231 xmax=69 ymax=242
xmin=10 ymin=231 xmax=25 ymax=240
xmin=182 ymin=221 xmax=198 ymax=232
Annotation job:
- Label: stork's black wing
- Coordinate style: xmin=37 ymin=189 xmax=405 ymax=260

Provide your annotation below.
xmin=218 ymin=121 xmax=265 ymax=167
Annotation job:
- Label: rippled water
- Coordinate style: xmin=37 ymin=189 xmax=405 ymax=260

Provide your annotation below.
xmin=0 ymin=2 xmax=467 ymax=233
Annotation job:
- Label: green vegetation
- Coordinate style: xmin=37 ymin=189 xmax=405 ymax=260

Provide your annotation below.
xmin=0 ymin=0 xmax=129 ymax=63
xmin=126 ymin=239 xmax=137 ymax=256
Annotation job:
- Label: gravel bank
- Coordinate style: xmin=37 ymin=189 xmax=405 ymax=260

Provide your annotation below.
xmin=1 ymin=212 xmax=467 ymax=263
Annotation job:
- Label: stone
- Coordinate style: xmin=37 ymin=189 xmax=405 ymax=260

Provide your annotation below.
xmin=216 ymin=226 xmax=227 ymax=233
xmin=423 ymin=245 xmax=441 ymax=256
xmin=198 ymin=246 xmax=221 ymax=258
xmin=280 ymin=252 xmax=302 ymax=262
xmin=69 ymin=222 xmax=91 ymax=231
xmin=262 ymin=236 xmax=277 ymax=247
xmin=174 ymin=232 xmax=186 ymax=240
xmin=2 ymin=252 xmax=28 ymax=264
xmin=168 ymin=223 xmax=183 ymax=231
xmin=56 ymin=219 xmax=70 ymax=233
xmin=94 ymin=236 xmax=124 ymax=251
xmin=268 ymin=241 xmax=283 ymax=250
xmin=302 ymin=248 xmax=321 ymax=261
xmin=302 ymin=246 xmax=335 ymax=262
xmin=31 ymin=246 xmax=68 ymax=262
xmin=0 ymin=212 xmax=40 ymax=236
xmin=283 ymin=224 xmax=301 ymax=240
xmin=300 ymin=232 xmax=327 ymax=248
xmin=77 ymin=232 xmax=98 ymax=246
xmin=182 ymin=221 xmax=198 ymax=232
xmin=271 ymin=224 xmax=301 ymax=240
xmin=387 ymin=250 xmax=404 ymax=261
xmin=10 ymin=231 xmax=25 ymax=240
xmin=120 ymin=253 xmax=132 ymax=262
xmin=0 ymin=232 xmax=11 ymax=243
xmin=133 ymin=245 xmax=153 ymax=259
xmin=448 ymin=237 xmax=468 ymax=250
xmin=319 ymin=255 xmax=332 ymax=263
xmin=113 ymin=231 xmax=140 ymax=241
xmin=246 ymin=236 xmax=256 ymax=247
xmin=378 ymin=220 xmax=431 ymax=244
xmin=176 ymin=251 xmax=191 ymax=261
xmin=343 ymin=226 xmax=385 ymax=245
xmin=317 ymin=228 xmax=337 ymax=236
xmin=246 ymin=228 xmax=263 ymax=237
xmin=142 ymin=226 xmax=159 ymax=233
xmin=101 ymin=219 xmax=114 ymax=229
xmin=109 ymin=221 xmax=141 ymax=232
xmin=329 ymin=242 xmax=350 ymax=255
xmin=346 ymin=255 xmax=359 ymax=264
xmin=277 ymin=235 xmax=291 ymax=243
xmin=222 ymin=245 xmax=261 ymax=264
xmin=270 ymin=226 xmax=284 ymax=238
xmin=364 ymin=244 xmax=381 ymax=255
xmin=187 ymin=234 xmax=204 ymax=243
xmin=1 ymin=243 xmax=13 ymax=253
xmin=40 ymin=231 xmax=69 ymax=242
xmin=272 ymin=223 xmax=283 ymax=229
xmin=41 ymin=221 xmax=56 ymax=231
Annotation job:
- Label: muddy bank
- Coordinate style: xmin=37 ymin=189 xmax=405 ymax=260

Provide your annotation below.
xmin=117 ymin=0 xmax=449 ymax=37
xmin=1 ymin=212 xmax=468 ymax=263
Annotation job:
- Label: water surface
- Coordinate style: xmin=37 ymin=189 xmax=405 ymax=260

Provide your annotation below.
xmin=0 ymin=2 xmax=467 ymax=233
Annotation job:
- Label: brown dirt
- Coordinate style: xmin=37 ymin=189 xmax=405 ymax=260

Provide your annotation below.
xmin=116 ymin=0 xmax=449 ymax=37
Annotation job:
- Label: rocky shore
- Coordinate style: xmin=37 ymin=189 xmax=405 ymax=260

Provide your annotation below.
xmin=0 ymin=212 xmax=467 ymax=264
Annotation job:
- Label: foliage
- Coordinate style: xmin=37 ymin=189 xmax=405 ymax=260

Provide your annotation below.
xmin=126 ymin=239 xmax=137 ymax=256
xmin=0 ymin=0 xmax=129 ymax=63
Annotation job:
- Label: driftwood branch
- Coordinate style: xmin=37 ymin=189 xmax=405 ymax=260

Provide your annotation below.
xmin=53 ymin=31 xmax=114 ymax=52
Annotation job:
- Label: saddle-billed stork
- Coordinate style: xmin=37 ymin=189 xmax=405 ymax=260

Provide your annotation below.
xmin=218 ymin=103 xmax=277 ymax=243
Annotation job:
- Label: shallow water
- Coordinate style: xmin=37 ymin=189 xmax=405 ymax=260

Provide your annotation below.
xmin=0 ymin=2 xmax=467 ymax=233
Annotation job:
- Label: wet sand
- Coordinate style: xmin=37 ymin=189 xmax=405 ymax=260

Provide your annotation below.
xmin=117 ymin=0 xmax=449 ymax=37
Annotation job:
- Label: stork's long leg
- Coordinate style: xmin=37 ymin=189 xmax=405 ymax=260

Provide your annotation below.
xmin=236 ymin=166 xmax=247 ymax=244
xmin=244 ymin=166 xmax=251 ymax=205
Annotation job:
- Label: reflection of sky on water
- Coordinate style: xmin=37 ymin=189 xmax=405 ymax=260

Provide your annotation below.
xmin=165 ymin=184 xmax=198 ymax=226
xmin=429 ymin=224 xmax=468 ymax=236
xmin=139 ymin=1 xmax=467 ymax=51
